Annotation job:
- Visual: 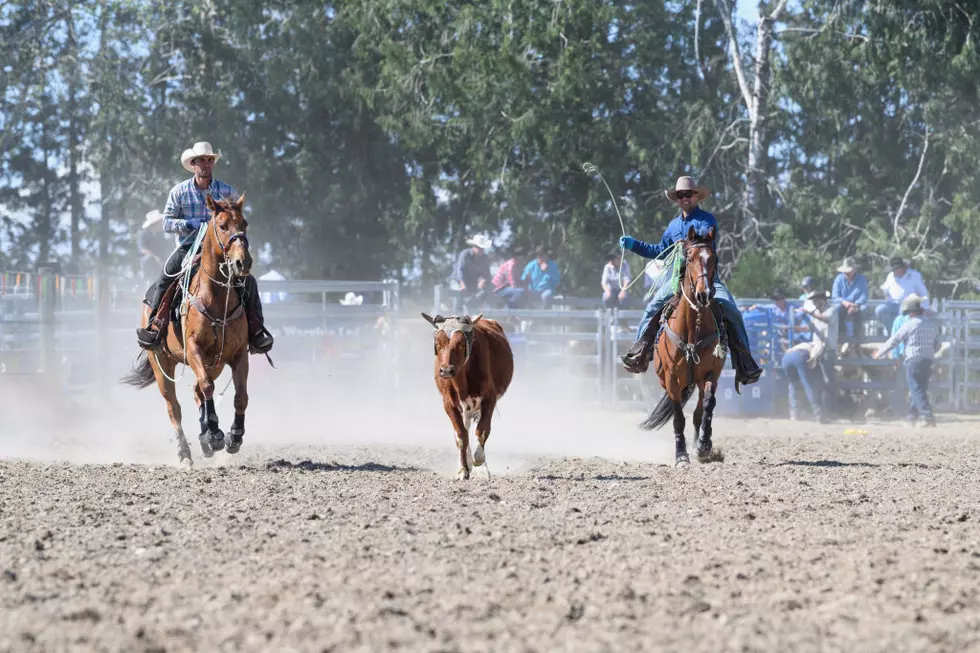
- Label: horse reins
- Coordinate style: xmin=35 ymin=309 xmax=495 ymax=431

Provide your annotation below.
xmin=664 ymin=241 xmax=721 ymax=387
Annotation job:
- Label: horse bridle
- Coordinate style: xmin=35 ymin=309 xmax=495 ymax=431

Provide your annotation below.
xmin=683 ymin=242 xmax=715 ymax=311
xmin=210 ymin=210 xmax=249 ymax=278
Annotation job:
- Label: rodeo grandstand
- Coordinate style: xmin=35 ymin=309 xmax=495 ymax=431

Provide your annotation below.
xmin=3 ymin=268 xmax=980 ymax=419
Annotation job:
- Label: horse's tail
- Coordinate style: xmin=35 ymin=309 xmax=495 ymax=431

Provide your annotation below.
xmin=120 ymin=351 xmax=155 ymax=389
xmin=640 ymin=385 xmax=695 ymax=431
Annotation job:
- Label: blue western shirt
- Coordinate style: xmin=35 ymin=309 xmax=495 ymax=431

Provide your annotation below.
xmin=626 ymin=206 xmax=719 ymax=260
xmin=831 ymin=273 xmax=869 ymax=309
xmin=163 ymin=177 xmax=238 ymax=246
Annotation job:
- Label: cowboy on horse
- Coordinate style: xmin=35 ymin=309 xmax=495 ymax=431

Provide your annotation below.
xmin=619 ymin=176 xmax=763 ymax=386
xmin=136 ymin=141 xmax=274 ymax=355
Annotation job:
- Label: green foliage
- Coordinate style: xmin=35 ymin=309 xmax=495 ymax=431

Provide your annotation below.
xmin=1 ymin=0 xmax=979 ymax=300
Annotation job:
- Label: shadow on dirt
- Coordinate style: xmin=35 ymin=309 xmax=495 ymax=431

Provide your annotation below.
xmin=264 ymin=459 xmax=415 ymax=473
xmin=775 ymin=460 xmax=880 ymax=468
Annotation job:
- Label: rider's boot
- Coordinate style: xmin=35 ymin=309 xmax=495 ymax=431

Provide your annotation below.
xmin=243 ymin=277 xmax=274 ymax=355
xmin=136 ymin=285 xmax=177 ymax=351
xmin=725 ymin=318 xmax=763 ymax=386
xmin=621 ymin=306 xmax=665 ymax=374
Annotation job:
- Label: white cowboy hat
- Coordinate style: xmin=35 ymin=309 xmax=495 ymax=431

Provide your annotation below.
xmin=339 ymin=292 xmax=364 ymax=306
xmin=837 ymin=256 xmax=859 ymax=274
xmin=466 ymin=235 xmax=493 ymax=250
xmin=665 ymin=176 xmax=711 ymax=202
xmin=180 ymin=141 xmax=221 ymax=173
xmin=141 ymin=210 xmax=164 ymax=229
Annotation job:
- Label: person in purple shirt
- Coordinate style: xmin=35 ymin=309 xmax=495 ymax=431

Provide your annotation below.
xmin=831 ymin=256 xmax=869 ymax=348
xmin=618 ymin=176 xmax=762 ymax=386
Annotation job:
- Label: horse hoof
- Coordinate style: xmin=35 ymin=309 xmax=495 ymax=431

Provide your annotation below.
xmin=472 ymin=446 xmax=485 ymax=467
xmin=675 ymin=453 xmax=690 ymax=468
xmin=198 ymin=433 xmax=215 ymax=458
xmin=697 ymin=444 xmax=713 ymax=463
xmin=456 ymin=467 xmax=471 ymax=480
xmin=226 ymin=427 xmax=244 ymax=453
xmin=179 ymin=457 xmax=193 ymax=469
xmin=209 ymin=429 xmax=225 ymax=452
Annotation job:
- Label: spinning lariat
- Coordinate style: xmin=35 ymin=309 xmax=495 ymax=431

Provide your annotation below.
xmin=582 ymin=162 xmax=679 ymax=297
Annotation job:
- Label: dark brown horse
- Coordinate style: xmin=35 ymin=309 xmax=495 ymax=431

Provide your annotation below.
xmin=422 ymin=313 xmax=514 ymax=479
xmin=122 ymin=194 xmax=253 ymax=467
xmin=641 ymin=227 xmax=727 ymax=467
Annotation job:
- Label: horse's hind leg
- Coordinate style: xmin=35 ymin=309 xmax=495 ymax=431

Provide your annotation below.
xmin=152 ymin=355 xmax=192 ymax=467
xmin=226 ymin=353 xmax=249 ymax=455
xmin=673 ymin=398 xmax=689 ymax=467
xmin=697 ymin=376 xmax=718 ymax=463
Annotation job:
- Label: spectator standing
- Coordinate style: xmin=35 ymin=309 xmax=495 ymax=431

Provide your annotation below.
xmin=872 ymin=294 xmax=940 ymax=427
xmin=781 ymin=290 xmax=836 ymax=423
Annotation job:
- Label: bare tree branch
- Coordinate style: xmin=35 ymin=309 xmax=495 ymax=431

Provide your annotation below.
xmin=893 ymin=126 xmax=930 ymax=245
xmin=694 ymin=0 xmax=706 ymax=81
xmin=713 ymin=0 xmax=754 ymax=112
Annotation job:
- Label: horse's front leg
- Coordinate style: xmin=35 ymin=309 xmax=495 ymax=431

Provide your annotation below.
xmin=693 ymin=386 xmax=705 ymax=446
xmin=187 ymin=338 xmax=223 ymax=457
xmin=697 ymin=375 xmax=719 ymax=463
xmin=672 ymin=390 xmax=689 ymax=468
xmin=226 ymin=351 xmax=249 ymax=455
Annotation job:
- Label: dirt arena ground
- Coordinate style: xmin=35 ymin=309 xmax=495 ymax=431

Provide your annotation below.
xmin=3 ymin=363 xmax=980 ymax=652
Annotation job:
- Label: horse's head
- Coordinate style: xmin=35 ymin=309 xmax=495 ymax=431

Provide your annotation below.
xmin=683 ymin=225 xmax=717 ymax=308
xmin=205 ymin=193 xmax=252 ymax=278
xmin=422 ymin=312 xmax=482 ymax=379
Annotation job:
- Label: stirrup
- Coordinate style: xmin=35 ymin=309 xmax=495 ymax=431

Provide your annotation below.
xmin=136 ymin=326 xmax=163 ymax=351
xmin=248 ymin=328 xmax=274 ymax=355
xmin=621 ymin=341 xmax=652 ymax=374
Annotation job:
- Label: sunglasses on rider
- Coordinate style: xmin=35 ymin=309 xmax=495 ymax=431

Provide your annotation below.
xmin=674 ymin=190 xmax=697 ymax=200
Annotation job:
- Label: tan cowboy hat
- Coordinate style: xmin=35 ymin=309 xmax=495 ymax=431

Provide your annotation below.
xmin=837 ymin=256 xmax=859 ymax=274
xmin=141 ymin=210 xmax=163 ymax=229
xmin=901 ymin=293 xmax=923 ymax=315
xmin=665 ymin=176 xmax=711 ymax=202
xmin=180 ymin=141 xmax=221 ymax=173
xmin=466 ymin=234 xmax=493 ymax=250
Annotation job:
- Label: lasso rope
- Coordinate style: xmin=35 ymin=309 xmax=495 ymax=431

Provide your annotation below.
xmin=582 ymin=162 xmax=687 ymax=304
xmin=582 ymin=162 xmax=629 ymax=290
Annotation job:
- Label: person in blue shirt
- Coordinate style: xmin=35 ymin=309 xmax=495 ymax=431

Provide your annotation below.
xmin=137 ymin=142 xmax=274 ymax=354
xmin=521 ymin=248 xmax=560 ymax=308
xmin=831 ymin=256 xmax=869 ymax=348
xmin=799 ymin=276 xmax=815 ymax=301
xmin=618 ymin=176 xmax=762 ymax=386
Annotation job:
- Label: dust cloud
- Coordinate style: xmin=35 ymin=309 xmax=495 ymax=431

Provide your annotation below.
xmin=0 ymin=310 xmax=674 ymax=471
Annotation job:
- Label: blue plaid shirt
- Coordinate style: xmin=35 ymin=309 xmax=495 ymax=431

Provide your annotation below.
xmin=163 ymin=177 xmax=238 ymax=245
xmin=879 ymin=315 xmax=941 ymax=362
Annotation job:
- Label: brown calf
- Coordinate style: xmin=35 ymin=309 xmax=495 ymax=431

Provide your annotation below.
xmin=421 ymin=313 xmax=514 ymax=479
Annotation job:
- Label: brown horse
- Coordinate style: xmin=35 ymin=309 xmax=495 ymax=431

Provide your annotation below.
xmin=122 ymin=194 xmax=253 ymax=466
xmin=640 ymin=227 xmax=727 ymax=467
xmin=422 ymin=313 xmax=514 ymax=480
